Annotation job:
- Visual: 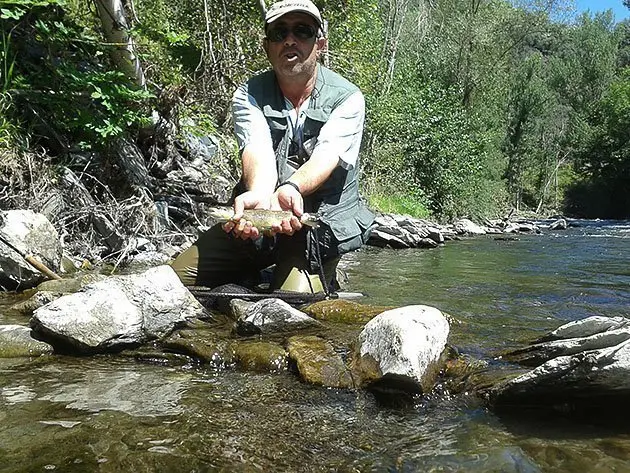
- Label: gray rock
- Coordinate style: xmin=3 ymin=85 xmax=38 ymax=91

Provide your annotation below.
xmin=125 ymin=250 xmax=171 ymax=267
xmin=491 ymin=316 xmax=630 ymax=411
xmin=0 ymin=325 xmax=54 ymax=357
xmin=368 ymin=213 xmax=446 ymax=249
xmin=0 ymin=209 xmax=62 ymax=290
xmin=502 ymin=316 xmax=630 ymax=366
xmin=10 ymin=273 xmax=109 ymax=317
xmin=229 ymin=298 xmax=254 ymax=320
xmin=8 ymin=291 xmax=63 ymax=317
xmin=236 ymin=298 xmax=321 ymax=335
xmin=504 ymin=222 xmax=540 ymax=233
xmin=492 ymin=338 xmax=630 ymax=406
xmin=354 ymin=305 xmax=450 ymax=393
xmin=368 ymin=228 xmax=411 ymax=248
xmin=452 ymin=218 xmax=487 ymax=235
xmin=539 ymin=315 xmax=629 ymax=342
xmin=30 ymin=265 xmax=205 ymax=353
xmin=549 ymin=218 xmax=568 ymax=230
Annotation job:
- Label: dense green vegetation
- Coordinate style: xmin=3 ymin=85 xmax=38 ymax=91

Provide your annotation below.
xmin=1 ymin=0 xmax=629 ymax=219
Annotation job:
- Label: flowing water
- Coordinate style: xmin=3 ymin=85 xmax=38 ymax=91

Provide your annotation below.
xmin=1 ymin=220 xmax=629 ymax=472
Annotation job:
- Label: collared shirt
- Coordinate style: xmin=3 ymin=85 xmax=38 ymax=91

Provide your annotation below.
xmin=232 ymin=85 xmax=365 ymax=170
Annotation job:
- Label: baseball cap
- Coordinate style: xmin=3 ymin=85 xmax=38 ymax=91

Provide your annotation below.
xmin=265 ymin=0 xmax=323 ymax=28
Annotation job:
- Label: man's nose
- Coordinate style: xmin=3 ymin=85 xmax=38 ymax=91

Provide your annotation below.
xmin=283 ymin=32 xmax=298 ymax=45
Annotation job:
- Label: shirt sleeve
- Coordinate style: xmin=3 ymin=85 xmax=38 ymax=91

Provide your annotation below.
xmin=312 ymin=90 xmax=365 ymax=170
xmin=232 ymin=84 xmax=274 ymax=152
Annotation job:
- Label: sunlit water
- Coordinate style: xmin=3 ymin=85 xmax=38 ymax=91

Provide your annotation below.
xmin=1 ymin=220 xmax=629 ymax=472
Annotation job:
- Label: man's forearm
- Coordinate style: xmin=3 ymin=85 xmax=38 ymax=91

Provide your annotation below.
xmin=241 ymin=145 xmax=278 ymax=193
xmin=284 ymin=152 xmax=340 ymax=196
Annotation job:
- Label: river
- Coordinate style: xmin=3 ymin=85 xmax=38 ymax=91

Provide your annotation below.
xmin=0 ymin=220 xmax=629 ymax=472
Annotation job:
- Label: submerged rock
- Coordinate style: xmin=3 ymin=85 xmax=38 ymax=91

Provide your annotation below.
xmin=161 ymin=327 xmax=236 ymax=368
xmin=0 ymin=325 xmax=54 ymax=357
xmin=287 ymin=335 xmax=355 ymax=388
xmin=234 ymin=341 xmax=288 ymax=372
xmin=352 ymin=305 xmax=450 ymax=393
xmin=302 ymin=299 xmax=394 ymax=324
xmin=30 ymin=265 xmax=205 ymax=353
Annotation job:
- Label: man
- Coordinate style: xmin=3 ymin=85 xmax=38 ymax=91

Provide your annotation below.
xmin=172 ymin=0 xmax=373 ymax=293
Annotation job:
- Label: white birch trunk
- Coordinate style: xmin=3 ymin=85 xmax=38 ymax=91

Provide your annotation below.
xmin=94 ymin=0 xmax=146 ymax=87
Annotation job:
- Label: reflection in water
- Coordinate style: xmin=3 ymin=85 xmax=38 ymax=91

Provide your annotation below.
xmin=0 ymin=221 xmax=629 ymax=472
xmin=36 ymin=361 xmax=189 ymax=416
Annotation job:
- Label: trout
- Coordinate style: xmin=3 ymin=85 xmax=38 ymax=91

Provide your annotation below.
xmin=208 ymin=207 xmax=319 ymax=231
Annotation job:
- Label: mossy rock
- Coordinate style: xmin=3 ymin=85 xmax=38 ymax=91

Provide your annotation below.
xmin=8 ymin=291 xmax=63 ymax=317
xmin=161 ymin=328 xmax=236 ymax=368
xmin=233 ymin=341 xmax=288 ymax=372
xmin=9 ymin=273 xmax=109 ymax=317
xmin=302 ymin=299 xmax=394 ymax=324
xmin=286 ymin=335 xmax=355 ymax=388
xmin=0 ymin=325 xmax=54 ymax=358
xmin=36 ymin=273 xmax=106 ymax=293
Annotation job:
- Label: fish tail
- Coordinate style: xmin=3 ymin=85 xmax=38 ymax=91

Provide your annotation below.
xmin=301 ymin=213 xmax=320 ymax=228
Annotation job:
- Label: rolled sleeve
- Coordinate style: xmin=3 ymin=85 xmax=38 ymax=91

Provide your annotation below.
xmin=313 ymin=90 xmax=365 ymax=169
xmin=232 ymin=85 xmax=274 ymax=152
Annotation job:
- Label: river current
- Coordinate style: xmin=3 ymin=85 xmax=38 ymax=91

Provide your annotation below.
xmin=0 ymin=220 xmax=628 ymax=472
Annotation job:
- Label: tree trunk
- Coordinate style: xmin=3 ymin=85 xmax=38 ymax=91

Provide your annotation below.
xmin=94 ymin=0 xmax=146 ymax=87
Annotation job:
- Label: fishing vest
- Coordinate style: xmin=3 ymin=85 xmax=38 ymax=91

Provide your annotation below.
xmin=244 ymin=64 xmax=374 ymax=254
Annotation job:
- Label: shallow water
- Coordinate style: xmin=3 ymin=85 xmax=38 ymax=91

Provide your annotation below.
xmin=1 ymin=220 xmax=629 ymax=472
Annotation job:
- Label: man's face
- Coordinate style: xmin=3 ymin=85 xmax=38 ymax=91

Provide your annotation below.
xmin=264 ymin=12 xmax=325 ymax=79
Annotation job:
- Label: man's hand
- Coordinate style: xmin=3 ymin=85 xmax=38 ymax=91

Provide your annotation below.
xmin=270 ymin=182 xmax=304 ymax=236
xmin=223 ymin=190 xmax=271 ymax=240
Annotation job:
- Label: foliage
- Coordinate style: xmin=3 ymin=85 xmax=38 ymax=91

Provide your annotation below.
xmin=1 ymin=0 xmax=152 ymax=150
xmin=1 ymin=0 xmax=629 ymax=219
xmin=567 ymin=67 xmax=630 ymax=217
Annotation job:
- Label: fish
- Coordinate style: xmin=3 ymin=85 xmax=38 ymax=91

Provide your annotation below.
xmin=208 ymin=207 xmax=319 ymax=231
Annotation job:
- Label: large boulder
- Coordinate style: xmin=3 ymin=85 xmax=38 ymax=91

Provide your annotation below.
xmin=30 ymin=265 xmax=205 ymax=353
xmin=0 ymin=210 xmax=62 ymax=290
xmin=352 ymin=305 xmax=450 ymax=393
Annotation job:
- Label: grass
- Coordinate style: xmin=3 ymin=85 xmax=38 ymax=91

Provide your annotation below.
xmin=366 ymin=191 xmax=431 ymax=219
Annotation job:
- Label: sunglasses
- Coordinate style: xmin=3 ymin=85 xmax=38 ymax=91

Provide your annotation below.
xmin=266 ymin=24 xmax=317 ymax=43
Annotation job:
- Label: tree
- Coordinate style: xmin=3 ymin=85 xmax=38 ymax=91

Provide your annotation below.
xmin=94 ymin=0 xmax=145 ymax=87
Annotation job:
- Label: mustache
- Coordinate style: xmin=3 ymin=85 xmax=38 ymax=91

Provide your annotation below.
xmin=281 ymin=47 xmax=301 ymax=56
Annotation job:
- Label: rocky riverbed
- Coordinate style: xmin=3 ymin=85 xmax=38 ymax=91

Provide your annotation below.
xmin=1 ymin=207 xmax=628 ymax=422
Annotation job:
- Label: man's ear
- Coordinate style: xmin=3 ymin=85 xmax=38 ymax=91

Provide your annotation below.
xmin=315 ymin=36 xmax=328 ymax=57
